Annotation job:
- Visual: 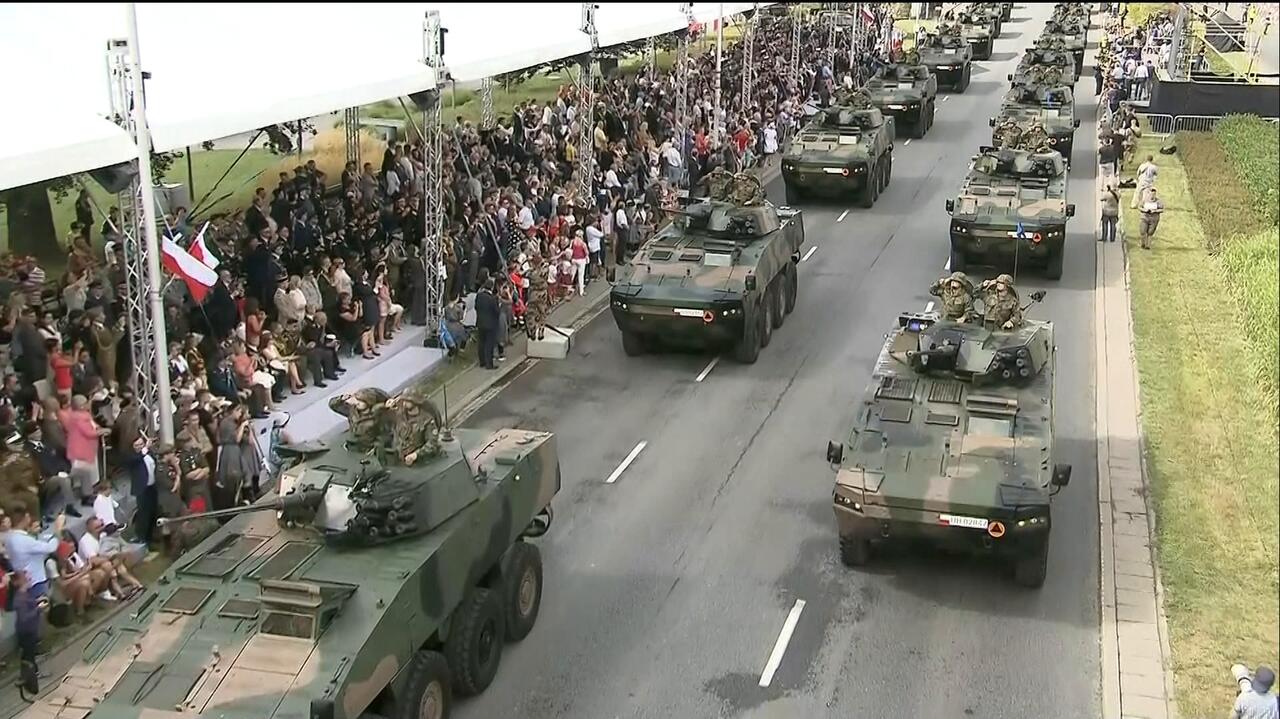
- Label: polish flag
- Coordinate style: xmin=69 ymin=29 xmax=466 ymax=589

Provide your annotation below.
xmin=860 ymin=6 xmax=877 ymax=27
xmin=161 ymin=236 xmax=218 ymax=303
xmin=188 ymin=221 xmax=220 ymax=270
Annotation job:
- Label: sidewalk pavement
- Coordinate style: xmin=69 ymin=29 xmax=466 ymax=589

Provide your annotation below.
xmin=1095 ymin=156 xmax=1179 ymax=719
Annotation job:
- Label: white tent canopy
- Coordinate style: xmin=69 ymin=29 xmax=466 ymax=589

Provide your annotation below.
xmin=0 ymin=2 xmax=768 ymax=190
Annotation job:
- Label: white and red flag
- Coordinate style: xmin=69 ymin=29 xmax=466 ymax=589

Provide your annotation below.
xmin=188 ymin=221 xmax=220 ymax=270
xmin=161 ymin=236 xmax=218 ymax=303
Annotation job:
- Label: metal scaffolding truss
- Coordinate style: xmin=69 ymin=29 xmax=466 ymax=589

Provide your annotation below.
xmin=789 ymin=8 xmax=802 ymax=93
xmin=480 ymin=76 xmax=495 ymax=130
xmin=344 ymin=107 xmax=361 ymax=166
xmin=105 ymin=14 xmax=174 ymax=443
xmin=421 ymin=10 xmax=446 ymax=332
xmin=675 ymin=3 xmax=693 ymax=187
xmin=575 ymin=2 xmax=598 ymax=209
xmin=825 ymin=3 xmax=839 ymax=72
xmin=740 ymin=6 xmax=756 ymax=113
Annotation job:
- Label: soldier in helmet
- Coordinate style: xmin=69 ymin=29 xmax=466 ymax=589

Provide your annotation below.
xmin=704 ymin=167 xmax=732 ymax=201
xmin=730 ymin=173 xmax=764 ymax=206
xmin=385 ymin=391 xmax=445 ymax=466
xmin=930 ymin=272 xmax=976 ymax=322
xmin=994 ymin=119 xmax=1023 ymax=148
xmin=330 ymin=387 xmax=392 ymax=453
xmin=1023 ymin=120 xmax=1051 ymax=153
xmin=525 ymin=253 xmax=551 ymax=342
xmin=980 ymin=274 xmax=1024 ymax=330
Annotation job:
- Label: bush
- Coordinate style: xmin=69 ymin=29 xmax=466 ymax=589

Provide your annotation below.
xmin=1174 ymin=131 xmax=1264 ymax=250
xmin=1214 ymin=115 xmax=1280 ymax=226
xmin=1221 ymin=227 xmax=1280 ymax=407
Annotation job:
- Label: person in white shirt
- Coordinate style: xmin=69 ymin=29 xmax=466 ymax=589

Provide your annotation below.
xmin=78 ymin=516 xmax=142 ymax=593
xmin=93 ymin=479 xmax=121 ymax=530
xmin=1132 ymin=155 xmax=1158 ymax=208
xmin=516 ymin=201 xmax=535 ymax=233
xmin=763 ymin=122 xmax=779 ymax=155
xmin=385 ymin=168 xmax=401 ymax=197
xmin=4 ymin=507 xmax=63 ymax=599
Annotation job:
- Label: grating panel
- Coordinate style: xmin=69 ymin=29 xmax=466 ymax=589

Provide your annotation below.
xmin=926 ymin=412 xmax=960 ymax=427
xmin=928 ymin=381 xmax=964 ymax=404
xmin=876 ymin=376 xmax=917 ymax=401
xmin=161 ymin=587 xmax=215 ymax=615
xmin=218 ymin=599 xmax=260 ymax=620
xmin=880 ymin=403 xmax=914 ymax=423
xmin=250 ymin=542 xmax=320 ymax=582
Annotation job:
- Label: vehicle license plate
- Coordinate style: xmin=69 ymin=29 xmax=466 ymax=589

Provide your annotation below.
xmin=672 ymin=308 xmax=703 ymax=318
xmin=939 ymin=514 xmax=989 ymax=529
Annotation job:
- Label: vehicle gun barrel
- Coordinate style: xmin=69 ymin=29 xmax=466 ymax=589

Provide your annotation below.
xmin=155 ymin=488 xmax=325 ymax=527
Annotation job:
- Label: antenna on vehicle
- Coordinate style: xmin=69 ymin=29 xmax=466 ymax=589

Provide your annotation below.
xmin=440 ymin=379 xmax=453 ymax=442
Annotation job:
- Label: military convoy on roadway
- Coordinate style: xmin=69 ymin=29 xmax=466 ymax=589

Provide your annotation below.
xmin=19 ymin=393 xmax=561 ymax=719
xmin=917 ymin=22 xmax=975 ymax=90
xmin=782 ymin=89 xmax=896 ymax=207
xmin=864 ymin=51 xmax=939 ymax=138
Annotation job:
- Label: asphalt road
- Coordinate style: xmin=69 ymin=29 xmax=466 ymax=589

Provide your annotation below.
xmin=459 ymin=5 xmax=1102 ymax=718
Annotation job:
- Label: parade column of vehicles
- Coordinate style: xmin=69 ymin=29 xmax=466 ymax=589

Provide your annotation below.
xmin=19 ymin=392 xmax=561 ymax=719
xmin=781 ymin=89 xmax=897 ymax=207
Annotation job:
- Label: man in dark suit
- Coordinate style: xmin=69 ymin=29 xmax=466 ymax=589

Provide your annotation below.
xmin=119 ymin=435 xmax=158 ymax=548
xmin=473 ymin=280 xmax=500 ymax=370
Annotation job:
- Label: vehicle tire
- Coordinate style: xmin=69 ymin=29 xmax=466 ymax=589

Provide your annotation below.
xmin=759 ymin=288 xmax=775 ymax=348
xmin=621 ymin=330 xmax=645 ymax=357
xmin=504 ymin=542 xmax=542 ymax=642
xmin=839 ymin=535 xmax=871 ymax=567
xmin=1044 ymin=248 xmax=1064 ymax=280
xmin=770 ymin=277 xmax=786 ymax=329
xmin=784 ymin=182 xmax=803 ymax=205
xmin=732 ymin=307 xmax=761 ymax=364
xmin=1014 ymin=542 xmax=1049 ymax=589
xmin=783 ymin=263 xmax=798 ymax=316
xmin=393 ymin=650 xmax=452 ymax=719
xmin=914 ymin=110 xmax=928 ymax=139
xmin=884 ymin=154 xmax=893 ymax=188
xmin=949 ymin=247 xmax=967 ymax=272
xmin=860 ymin=164 xmax=877 ymax=208
xmin=444 ymin=588 xmax=504 ymax=697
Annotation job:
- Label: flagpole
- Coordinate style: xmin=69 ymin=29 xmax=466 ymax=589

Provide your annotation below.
xmin=126 ymin=1 xmax=175 ymax=445
xmin=714 ymin=3 xmax=724 ymax=146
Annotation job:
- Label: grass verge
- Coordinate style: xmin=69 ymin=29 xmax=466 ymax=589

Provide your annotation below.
xmin=1122 ymin=133 xmax=1279 ymax=716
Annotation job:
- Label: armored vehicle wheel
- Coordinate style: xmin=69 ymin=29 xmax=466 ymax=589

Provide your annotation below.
xmin=732 ymin=307 xmax=762 ymax=364
xmin=784 ymin=182 xmax=804 ymax=205
xmin=1014 ymin=542 xmax=1049 ymax=589
xmin=860 ymin=163 xmax=879 ymax=208
xmin=783 ymin=263 xmax=798 ymax=316
xmin=770 ymin=276 xmax=786 ymax=329
xmin=884 ymin=154 xmax=893 ymax=188
xmin=949 ymin=248 xmax=967 ymax=272
xmin=1044 ymin=248 xmax=1065 ymax=280
xmin=444 ymin=588 xmax=505 ymax=697
xmin=504 ymin=542 xmax=543 ymax=642
xmin=759 ymin=288 xmax=775 ymax=348
xmin=839 ymin=535 xmax=871 ymax=567
xmin=394 ymin=650 xmax=452 ymax=719
xmin=621 ymin=330 xmax=645 ymax=357
xmin=959 ymin=65 xmax=971 ymax=92
xmin=914 ymin=109 xmax=929 ymax=139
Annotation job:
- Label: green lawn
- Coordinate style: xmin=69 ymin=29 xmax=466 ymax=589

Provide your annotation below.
xmin=1122 ymin=134 xmax=1279 ymax=716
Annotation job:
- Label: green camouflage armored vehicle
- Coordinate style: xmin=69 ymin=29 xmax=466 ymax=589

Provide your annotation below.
xmin=864 ymin=52 xmax=939 ymax=139
xmin=611 ymin=172 xmax=805 ymax=364
xmin=917 ymin=23 xmax=974 ymax=91
xmin=970 ymin=2 xmax=1006 ymax=39
xmin=944 ymin=144 xmax=1076 ymax=279
xmin=826 ymin=289 xmax=1072 ymax=589
xmin=954 ymin=9 xmax=998 ymax=60
xmin=991 ymin=83 xmax=1080 ymax=163
xmin=1007 ymin=61 xmax=1074 ymax=98
xmin=1020 ymin=37 xmax=1080 ymax=84
xmin=1041 ymin=18 xmax=1087 ymax=76
xmin=18 ymin=395 xmax=561 ymax=719
xmin=781 ymin=89 xmax=896 ymax=207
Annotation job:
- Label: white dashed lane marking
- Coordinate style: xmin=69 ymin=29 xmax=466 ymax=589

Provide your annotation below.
xmin=802 ymin=246 xmax=818 ymax=262
xmin=695 ymin=357 xmax=720 ymax=383
xmin=837 ymin=209 xmax=850 ymax=222
xmin=759 ymin=599 xmax=807 ymax=688
xmin=605 ymin=441 xmax=648 ymax=484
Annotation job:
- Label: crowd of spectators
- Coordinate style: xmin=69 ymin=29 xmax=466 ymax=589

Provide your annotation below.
xmin=0 ymin=8 xmax=891 ymax=648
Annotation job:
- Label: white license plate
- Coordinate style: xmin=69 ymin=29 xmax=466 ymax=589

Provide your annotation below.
xmin=672 ymin=308 xmax=703 ymax=318
xmin=939 ymin=514 xmax=989 ymax=529
xmin=821 ymin=167 xmax=845 ymax=174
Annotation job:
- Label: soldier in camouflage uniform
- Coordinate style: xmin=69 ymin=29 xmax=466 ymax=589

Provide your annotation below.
xmin=704 ymin=168 xmax=733 ymax=201
xmin=526 ymin=253 xmax=551 ymax=341
xmin=980 ymin=273 xmax=1024 ymax=330
xmin=729 ymin=173 xmax=765 ymax=206
xmin=930 ymin=272 xmax=976 ymax=322
xmin=385 ymin=391 xmax=445 ymax=466
xmin=994 ymin=119 xmax=1024 ymax=148
xmin=1022 ymin=120 xmax=1051 ymax=153
xmin=330 ymin=387 xmax=392 ymax=453
xmin=0 ymin=439 xmax=42 ymax=519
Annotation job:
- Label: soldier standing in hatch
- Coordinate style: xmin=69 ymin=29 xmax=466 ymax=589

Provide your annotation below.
xmin=329 ymin=387 xmax=392 ymax=453
xmin=930 ymin=272 xmax=976 ymax=322
xmin=980 ymin=274 xmax=1023 ymax=330
xmin=387 ymin=392 xmax=444 ymax=466
xmin=525 ymin=253 xmax=551 ymax=342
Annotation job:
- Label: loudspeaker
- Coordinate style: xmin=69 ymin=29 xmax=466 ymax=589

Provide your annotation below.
xmin=600 ymin=57 xmax=619 ymax=77
xmin=89 ymin=161 xmax=138 ymax=194
xmin=408 ymin=90 xmax=440 ymax=111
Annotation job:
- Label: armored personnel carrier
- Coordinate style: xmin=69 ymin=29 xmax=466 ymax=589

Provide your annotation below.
xmin=1041 ymin=18 xmax=1087 ymax=76
xmin=781 ymin=89 xmax=896 ymax=207
xmin=1019 ymin=37 xmax=1081 ymax=84
xmin=1008 ymin=61 xmax=1074 ymax=98
xmin=826 ymin=280 xmax=1071 ymax=588
xmin=864 ymin=51 xmax=939 ymax=139
xmin=954 ymin=8 xmax=998 ymax=60
xmin=991 ymin=83 xmax=1080 ymax=163
xmin=18 ymin=393 xmax=561 ymax=719
xmin=611 ymin=171 xmax=805 ymax=364
xmin=944 ymin=144 xmax=1076 ymax=279
xmin=917 ymin=23 xmax=974 ymax=91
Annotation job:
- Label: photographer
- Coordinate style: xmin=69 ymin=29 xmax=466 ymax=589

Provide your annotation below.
xmin=213 ymin=403 xmax=261 ymax=508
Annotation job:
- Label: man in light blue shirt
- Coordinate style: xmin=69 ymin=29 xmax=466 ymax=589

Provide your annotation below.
xmin=4 ymin=505 xmax=65 ymax=600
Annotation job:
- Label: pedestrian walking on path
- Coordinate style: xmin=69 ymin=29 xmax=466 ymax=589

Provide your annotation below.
xmin=1138 ymin=187 xmax=1165 ymax=250
xmin=1132 ymin=155 xmax=1158 ymax=209
xmin=1100 ymin=182 xmax=1121 ymax=243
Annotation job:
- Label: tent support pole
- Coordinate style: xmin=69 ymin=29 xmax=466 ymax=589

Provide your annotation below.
xmin=422 ymin=10 xmax=446 ymax=334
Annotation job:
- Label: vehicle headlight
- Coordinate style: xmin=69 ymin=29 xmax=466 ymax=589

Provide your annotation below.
xmin=612 ymin=299 xmax=629 ymax=310
xmin=1015 ymin=516 xmax=1048 ymax=528
xmin=833 ymin=490 xmax=862 ymax=511
xmin=720 ymin=307 xmax=740 ymax=317
xmin=951 ymin=221 xmax=969 ymax=234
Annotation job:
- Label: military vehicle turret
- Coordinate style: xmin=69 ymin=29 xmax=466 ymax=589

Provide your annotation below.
xmin=611 ymin=171 xmax=805 ymax=364
xmin=826 ymin=281 xmax=1071 ymax=588
xmin=917 ymin=23 xmax=974 ymax=91
xmin=944 ymin=144 xmax=1076 ymax=279
xmin=18 ymin=395 xmax=562 ymax=719
xmin=781 ymin=89 xmax=896 ymax=207
xmin=991 ymin=83 xmax=1080 ymax=163
xmin=1041 ymin=17 xmax=1088 ymax=76
xmin=1020 ymin=37 xmax=1081 ymax=84
xmin=864 ymin=51 xmax=939 ymax=139
xmin=953 ymin=8 xmax=998 ymax=60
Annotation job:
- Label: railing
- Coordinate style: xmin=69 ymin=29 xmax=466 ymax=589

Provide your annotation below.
xmin=1137 ymin=113 xmax=1175 ymax=137
xmin=1137 ymin=113 xmax=1279 ymax=137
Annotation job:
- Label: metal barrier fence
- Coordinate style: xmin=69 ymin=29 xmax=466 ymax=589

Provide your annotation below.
xmin=1138 ymin=113 xmax=1175 ymax=137
xmin=1137 ymin=113 xmax=1278 ymax=137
